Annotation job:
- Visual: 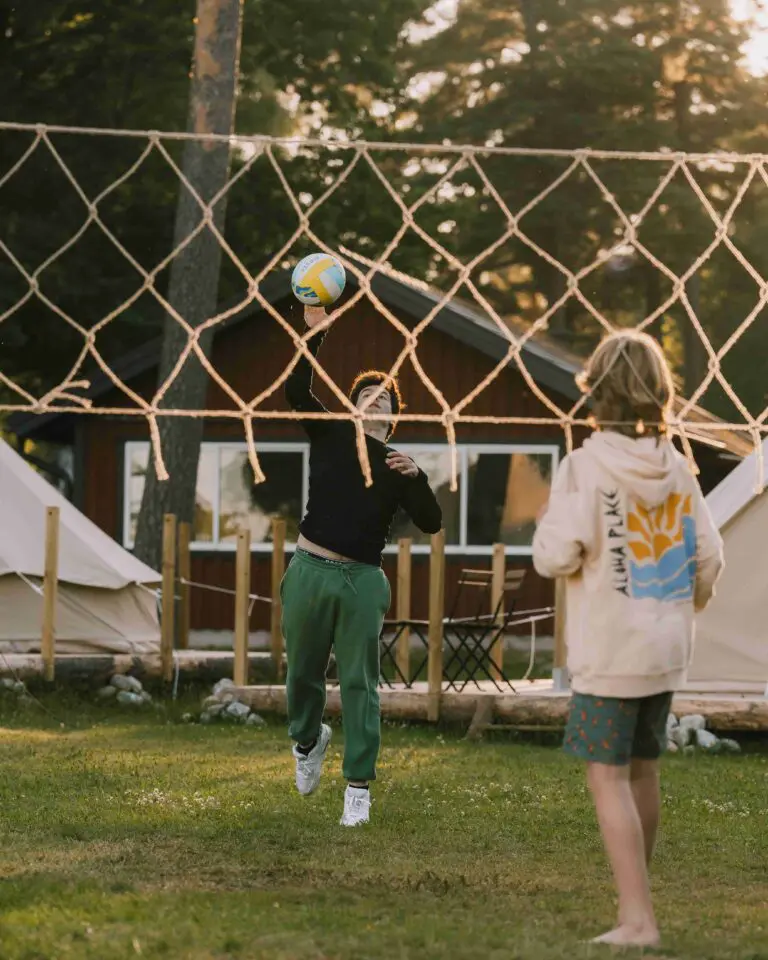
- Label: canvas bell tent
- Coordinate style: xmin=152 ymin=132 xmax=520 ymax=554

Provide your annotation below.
xmin=0 ymin=440 xmax=160 ymax=655
xmin=689 ymin=438 xmax=768 ymax=685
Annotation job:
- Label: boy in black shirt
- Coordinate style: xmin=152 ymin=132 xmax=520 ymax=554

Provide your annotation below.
xmin=282 ymin=305 xmax=442 ymax=826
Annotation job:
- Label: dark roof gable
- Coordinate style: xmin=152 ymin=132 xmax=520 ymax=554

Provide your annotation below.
xmin=8 ymin=263 xmax=581 ymax=438
xmin=7 ymin=258 xmax=751 ymax=458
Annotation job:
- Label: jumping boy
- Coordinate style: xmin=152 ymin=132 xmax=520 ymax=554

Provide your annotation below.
xmin=533 ymin=330 xmax=724 ymax=946
xmin=282 ymin=304 xmax=442 ymax=827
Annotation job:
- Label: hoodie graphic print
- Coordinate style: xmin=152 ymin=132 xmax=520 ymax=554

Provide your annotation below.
xmin=603 ymin=488 xmax=696 ymax=602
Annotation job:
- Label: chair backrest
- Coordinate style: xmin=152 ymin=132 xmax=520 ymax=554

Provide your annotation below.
xmin=447 ymin=567 xmax=494 ymax=621
xmin=447 ymin=564 xmax=527 ymax=623
xmin=494 ymin=568 xmax=526 ymax=624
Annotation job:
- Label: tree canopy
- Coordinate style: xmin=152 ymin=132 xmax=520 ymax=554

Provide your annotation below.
xmin=2 ymin=0 xmax=768 ymax=423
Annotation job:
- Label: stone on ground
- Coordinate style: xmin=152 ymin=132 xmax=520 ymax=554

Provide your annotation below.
xmin=695 ymin=728 xmax=720 ymax=752
xmin=116 ymin=690 xmax=144 ymax=707
xmin=225 ymin=701 xmax=250 ymax=721
xmin=213 ymin=678 xmax=236 ymax=698
xmin=110 ymin=674 xmax=143 ymax=694
xmin=679 ymin=714 xmax=706 ymax=735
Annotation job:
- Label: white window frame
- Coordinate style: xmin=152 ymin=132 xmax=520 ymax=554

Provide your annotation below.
xmin=386 ymin=443 xmax=560 ymax=557
xmin=122 ymin=440 xmax=559 ymax=557
xmin=122 ymin=440 xmax=309 ymax=554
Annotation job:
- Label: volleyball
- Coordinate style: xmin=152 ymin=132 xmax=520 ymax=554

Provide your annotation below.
xmin=291 ymin=252 xmax=346 ymax=307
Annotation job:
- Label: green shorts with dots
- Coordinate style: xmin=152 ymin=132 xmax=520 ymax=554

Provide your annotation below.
xmin=563 ymin=691 xmax=674 ymax=766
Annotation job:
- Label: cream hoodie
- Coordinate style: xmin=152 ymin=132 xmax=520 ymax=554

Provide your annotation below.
xmin=533 ymin=432 xmax=724 ymax=698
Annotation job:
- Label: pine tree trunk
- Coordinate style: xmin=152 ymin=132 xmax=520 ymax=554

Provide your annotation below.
xmin=133 ymin=0 xmax=244 ymax=572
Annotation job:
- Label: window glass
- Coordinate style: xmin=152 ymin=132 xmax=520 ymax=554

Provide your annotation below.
xmin=126 ymin=444 xmax=148 ymax=546
xmin=389 ymin=448 xmax=460 ymax=545
xmin=219 ymin=449 xmax=304 ymax=543
xmin=125 ymin=443 xmax=220 ymax=544
xmin=124 ymin=441 xmax=557 ymax=553
xmin=466 ymin=451 xmax=555 ymax=546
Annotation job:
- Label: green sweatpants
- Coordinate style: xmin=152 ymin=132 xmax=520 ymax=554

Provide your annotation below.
xmin=281 ymin=549 xmax=390 ymax=782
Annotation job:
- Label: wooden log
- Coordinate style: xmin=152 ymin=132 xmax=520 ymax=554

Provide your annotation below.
xmin=490 ymin=542 xmax=505 ymax=681
xmin=466 ymin=696 xmax=495 ymax=741
xmin=177 ymin=521 xmax=192 ymax=651
xmin=41 ymin=506 xmax=60 ymax=682
xmin=270 ymin=517 xmax=286 ymax=680
xmin=396 ymin=537 xmax=412 ymax=683
xmin=160 ymin=513 xmax=177 ymax=683
xmin=229 ymin=686 xmax=768 ymax=733
xmin=667 ymin=697 xmax=768 ymax=733
xmin=233 ymin=528 xmax=251 ymax=686
xmin=427 ymin=529 xmax=445 ymax=721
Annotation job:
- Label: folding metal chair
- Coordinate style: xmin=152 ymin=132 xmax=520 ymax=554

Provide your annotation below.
xmin=443 ymin=568 xmax=526 ymax=692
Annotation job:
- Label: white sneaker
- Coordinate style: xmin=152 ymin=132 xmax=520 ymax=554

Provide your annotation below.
xmin=340 ymin=785 xmax=371 ymax=826
xmin=292 ymin=723 xmax=332 ymax=795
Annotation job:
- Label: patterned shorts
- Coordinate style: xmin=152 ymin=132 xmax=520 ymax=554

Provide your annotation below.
xmin=563 ymin=691 xmax=674 ymax=766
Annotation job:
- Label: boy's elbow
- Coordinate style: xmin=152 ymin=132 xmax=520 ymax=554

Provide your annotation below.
xmin=421 ymin=508 xmax=442 ymax=535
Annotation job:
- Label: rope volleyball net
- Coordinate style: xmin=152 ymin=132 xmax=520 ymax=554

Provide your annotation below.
xmin=1 ymin=121 xmax=767 ymax=493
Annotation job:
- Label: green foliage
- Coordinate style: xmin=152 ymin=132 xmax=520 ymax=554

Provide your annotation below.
xmin=0 ymin=0 xmax=430 ymax=398
xmin=2 ymin=0 xmax=768 ymax=421
xmin=376 ymin=0 xmax=768 ymax=414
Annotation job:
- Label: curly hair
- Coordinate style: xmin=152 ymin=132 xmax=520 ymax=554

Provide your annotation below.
xmin=576 ymin=330 xmax=675 ymax=436
xmin=348 ymin=370 xmax=404 ymax=440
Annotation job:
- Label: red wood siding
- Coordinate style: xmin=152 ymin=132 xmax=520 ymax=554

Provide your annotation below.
xmin=187 ymin=551 xmax=553 ymax=636
xmin=79 ymin=293 xmax=569 ymax=632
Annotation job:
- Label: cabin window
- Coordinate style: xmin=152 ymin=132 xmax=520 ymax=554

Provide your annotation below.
xmin=122 ymin=441 xmax=558 ymax=555
xmin=465 ymin=449 xmax=556 ymax=548
xmin=388 ymin=447 xmax=461 ymax=546
xmin=123 ymin=442 xmax=307 ymax=551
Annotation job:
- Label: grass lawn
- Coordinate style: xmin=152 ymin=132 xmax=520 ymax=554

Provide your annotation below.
xmin=0 ymin=689 xmax=766 ymax=960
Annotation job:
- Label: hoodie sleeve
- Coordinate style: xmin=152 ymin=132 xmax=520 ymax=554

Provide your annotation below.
xmin=532 ymin=454 xmax=591 ymax=579
xmin=692 ymin=483 xmax=724 ymax=612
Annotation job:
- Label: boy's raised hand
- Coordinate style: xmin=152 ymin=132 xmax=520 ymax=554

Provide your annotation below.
xmin=304 ymin=305 xmax=327 ymax=329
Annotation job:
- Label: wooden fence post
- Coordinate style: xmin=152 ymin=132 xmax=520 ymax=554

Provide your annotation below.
xmin=553 ymin=577 xmax=568 ymax=691
xmin=177 ymin=521 xmax=192 ymax=651
xmin=490 ymin=542 xmax=505 ymax=681
xmin=41 ymin=506 xmax=60 ymax=682
xmin=396 ymin=537 xmax=412 ymax=684
xmin=427 ymin=529 xmax=445 ymax=722
xmin=161 ymin=513 xmax=177 ymax=683
xmin=270 ymin=517 xmax=286 ymax=680
xmin=234 ymin=528 xmax=252 ymax=686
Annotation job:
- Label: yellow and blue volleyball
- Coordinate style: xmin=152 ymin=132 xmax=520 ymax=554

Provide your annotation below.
xmin=291 ymin=252 xmax=346 ymax=307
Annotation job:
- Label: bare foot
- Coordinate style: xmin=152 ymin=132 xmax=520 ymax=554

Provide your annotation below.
xmin=591 ymin=924 xmax=660 ymax=948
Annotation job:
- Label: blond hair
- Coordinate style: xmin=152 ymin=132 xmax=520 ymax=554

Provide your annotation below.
xmin=576 ymin=330 xmax=675 ymax=436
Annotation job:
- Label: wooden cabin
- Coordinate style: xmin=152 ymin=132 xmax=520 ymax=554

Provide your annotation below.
xmin=7 ymin=263 xmax=748 ymax=636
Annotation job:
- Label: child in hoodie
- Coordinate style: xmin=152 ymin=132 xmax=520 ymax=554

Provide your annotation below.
xmin=533 ymin=330 xmax=723 ymax=947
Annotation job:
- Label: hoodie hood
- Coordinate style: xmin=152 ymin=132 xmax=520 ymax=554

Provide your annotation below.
xmin=581 ymin=432 xmax=680 ymax=508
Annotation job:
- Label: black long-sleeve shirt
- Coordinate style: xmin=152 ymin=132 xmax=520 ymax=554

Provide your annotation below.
xmin=285 ymin=329 xmax=442 ymax=566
